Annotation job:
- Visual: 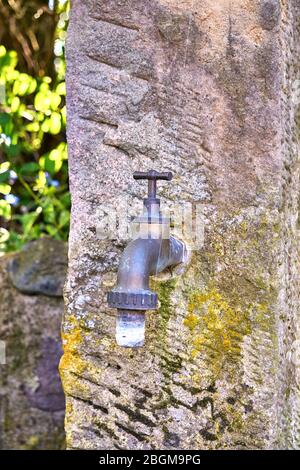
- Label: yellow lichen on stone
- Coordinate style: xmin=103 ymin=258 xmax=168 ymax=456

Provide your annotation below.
xmin=21 ymin=435 xmax=40 ymax=450
xmin=59 ymin=315 xmax=88 ymax=395
xmin=60 ymin=315 xmax=103 ymax=399
xmin=61 ymin=315 xmax=83 ymax=354
xmin=65 ymin=398 xmax=73 ymax=416
xmin=184 ymin=288 xmax=252 ymax=377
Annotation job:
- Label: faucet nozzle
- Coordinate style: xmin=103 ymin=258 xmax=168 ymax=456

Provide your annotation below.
xmin=116 ymin=310 xmax=146 ymax=347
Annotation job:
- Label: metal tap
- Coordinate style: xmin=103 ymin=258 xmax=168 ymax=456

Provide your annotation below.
xmin=107 ymin=170 xmax=186 ymax=347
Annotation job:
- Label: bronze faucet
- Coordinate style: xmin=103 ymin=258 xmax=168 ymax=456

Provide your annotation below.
xmin=107 ymin=170 xmax=187 ymax=347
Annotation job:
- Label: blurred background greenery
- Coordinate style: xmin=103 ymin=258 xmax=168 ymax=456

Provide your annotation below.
xmin=0 ymin=0 xmax=69 ymax=254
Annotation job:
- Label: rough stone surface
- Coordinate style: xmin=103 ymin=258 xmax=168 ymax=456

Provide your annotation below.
xmin=62 ymin=0 xmax=300 ymax=449
xmin=8 ymin=237 xmax=68 ymax=297
xmin=0 ymin=240 xmax=66 ymax=449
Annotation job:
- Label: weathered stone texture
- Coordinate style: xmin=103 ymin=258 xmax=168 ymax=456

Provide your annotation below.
xmin=0 ymin=239 xmax=66 ymax=449
xmin=62 ymin=0 xmax=300 ymax=449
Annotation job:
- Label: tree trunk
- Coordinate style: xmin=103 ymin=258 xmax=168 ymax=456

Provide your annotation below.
xmin=0 ymin=0 xmax=58 ymax=77
xmin=61 ymin=0 xmax=300 ymax=449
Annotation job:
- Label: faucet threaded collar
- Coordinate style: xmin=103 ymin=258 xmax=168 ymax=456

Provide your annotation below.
xmin=107 ymin=290 xmax=158 ymax=310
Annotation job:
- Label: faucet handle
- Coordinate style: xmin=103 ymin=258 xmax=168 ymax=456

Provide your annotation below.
xmin=133 ymin=170 xmax=172 ymax=199
xmin=133 ymin=170 xmax=172 ymax=181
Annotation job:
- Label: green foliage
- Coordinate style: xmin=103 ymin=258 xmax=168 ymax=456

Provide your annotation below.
xmin=0 ymin=2 xmax=70 ymax=254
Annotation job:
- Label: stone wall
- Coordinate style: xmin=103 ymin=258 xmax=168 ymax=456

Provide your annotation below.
xmin=62 ymin=0 xmax=300 ymax=449
xmin=0 ymin=238 xmax=66 ymax=449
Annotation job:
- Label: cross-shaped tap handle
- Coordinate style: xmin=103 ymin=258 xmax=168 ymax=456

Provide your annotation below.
xmin=133 ymin=170 xmax=172 ymax=199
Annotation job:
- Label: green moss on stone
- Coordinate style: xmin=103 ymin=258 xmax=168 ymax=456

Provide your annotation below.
xmin=8 ymin=326 xmax=27 ymax=372
xmin=152 ymin=279 xmax=184 ymax=407
xmin=157 ymin=278 xmax=177 ymax=334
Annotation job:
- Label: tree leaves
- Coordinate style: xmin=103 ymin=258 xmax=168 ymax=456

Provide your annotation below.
xmin=0 ymin=1 xmax=70 ymax=253
xmin=0 ymin=38 xmax=69 ymax=253
xmin=0 ymin=200 xmax=11 ymax=220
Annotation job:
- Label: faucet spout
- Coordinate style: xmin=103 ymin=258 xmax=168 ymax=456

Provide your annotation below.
xmin=107 ymin=236 xmax=186 ymax=347
xmin=117 ymin=236 xmax=185 ymax=293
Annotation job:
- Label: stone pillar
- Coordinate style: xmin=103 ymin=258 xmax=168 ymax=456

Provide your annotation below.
xmin=61 ymin=0 xmax=300 ymax=449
